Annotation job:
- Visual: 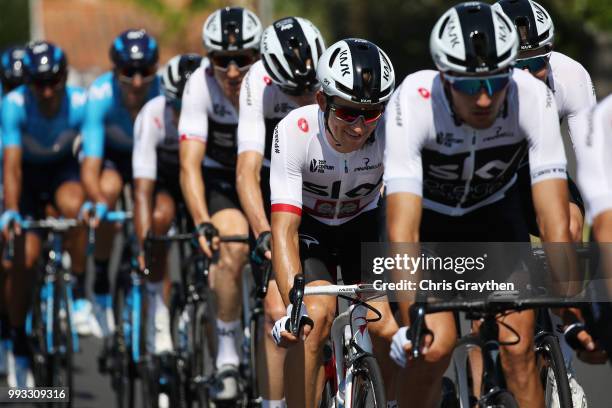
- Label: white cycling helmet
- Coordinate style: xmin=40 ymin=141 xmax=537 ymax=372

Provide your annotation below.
xmin=261 ymin=17 xmax=325 ymax=94
xmin=493 ymin=0 xmax=554 ymax=52
xmin=162 ymin=54 xmax=203 ymax=103
xmin=202 ymin=7 xmax=262 ymax=52
xmin=317 ymin=38 xmax=395 ymax=105
xmin=430 ymin=2 xmax=519 ymax=74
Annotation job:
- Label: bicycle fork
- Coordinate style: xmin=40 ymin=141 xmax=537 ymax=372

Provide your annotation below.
xmin=331 ymin=303 xmax=372 ymax=408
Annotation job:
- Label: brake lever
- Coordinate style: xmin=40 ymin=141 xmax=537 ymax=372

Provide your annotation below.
xmin=289 ymin=274 xmax=305 ymax=337
xmin=408 ymin=303 xmax=430 ymax=359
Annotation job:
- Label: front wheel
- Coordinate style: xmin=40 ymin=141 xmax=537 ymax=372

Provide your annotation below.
xmin=350 ymin=355 xmax=386 ymax=408
xmin=536 ymin=334 xmax=572 ymax=408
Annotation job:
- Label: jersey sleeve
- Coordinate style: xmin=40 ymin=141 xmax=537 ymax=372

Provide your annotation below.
xmin=178 ymin=67 xmax=209 ymax=143
xmin=132 ymin=101 xmax=161 ymax=180
xmin=576 ymin=96 xmax=612 ymax=221
xmin=1 ymin=91 xmax=25 ymax=148
xmin=269 ymin=117 xmax=306 ymax=215
xmin=81 ymin=81 xmax=111 ymax=158
xmin=237 ymin=65 xmax=266 ymax=155
xmin=563 ymin=63 xmax=597 ymax=148
xmin=383 ymin=81 xmax=425 ymax=196
xmin=520 ymin=78 xmax=567 ymax=184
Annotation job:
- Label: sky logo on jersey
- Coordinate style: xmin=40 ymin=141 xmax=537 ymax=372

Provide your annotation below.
xmin=298 ymin=118 xmax=309 ymax=132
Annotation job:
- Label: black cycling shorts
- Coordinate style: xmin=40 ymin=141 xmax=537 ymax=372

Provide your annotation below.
xmin=20 ymin=156 xmax=81 ymax=219
xmin=155 ymin=160 xmax=185 ymax=204
xmin=203 ymin=167 xmax=241 ymax=216
xmin=103 ymin=145 xmax=132 ymax=183
xmin=299 ymin=207 xmax=381 ymax=285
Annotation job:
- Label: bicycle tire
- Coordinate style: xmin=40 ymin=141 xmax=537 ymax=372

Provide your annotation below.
xmin=248 ymin=309 xmax=261 ymax=405
xmin=112 ymin=278 xmax=135 ymax=408
xmin=350 ymin=355 xmax=386 ymax=408
xmin=30 ymin=276 xmax=48 ymax=387
xmin=536 ymin=334 xmax=572 ymax=408
xmin=49 ymin=275 xmax=73 ymax=407
xmin=192 ymin=301 xmax=212 ymax=407
xmin=319 ymin=380 xmax=335 ymax=408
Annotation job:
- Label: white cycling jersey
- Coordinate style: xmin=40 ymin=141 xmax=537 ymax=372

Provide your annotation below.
xmin=575 ymin=94 xmax=612 ymax=221
xmin=270 ymin=104 xmax=384 ymax=225
xmin=384 ymin=68 xmax=567 ymax=216
xmin=547 ymin=52 xmax=597 ymax=142
xmin=237 ymin=60 xmax=301 ymax=167
xmin=178 ymin=58 xmax=238 ymax=170
xmin=133 ymin=95 xmax=179 ymax=180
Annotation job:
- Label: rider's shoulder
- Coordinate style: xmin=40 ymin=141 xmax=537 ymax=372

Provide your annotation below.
xmin=87 ymin=71 xmax=114 ymax=101
xmin=3 ymin=86 xmax=26 ymax=107
xmin=142 ymin=94 xmax=166 ymax=114
xmin=395 ymin=70 xmax=439 ymax=103
xmin=549 ymin=51 xmax=590 ymax=79
xmin=277 ymin=104 xmax=319 ymax=137
xmin=66 ymin=86 xmax=87 ymax=108
xmin=512 ymin=68 xmax=551 ymax=100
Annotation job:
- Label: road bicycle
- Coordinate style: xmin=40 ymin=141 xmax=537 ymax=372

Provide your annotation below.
xmin=146 ymin=230 xmax=249 ymax=407
xmin=288 ymin=274 xmax=387 ymax=408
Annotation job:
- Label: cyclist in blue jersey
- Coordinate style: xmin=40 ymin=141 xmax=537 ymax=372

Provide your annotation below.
xmin=80 ymin=29 xmax=160 ymax=337
xmin=0 ymin=41 xmax=87 ymax=387
xmin=1 ymin=46 xmax=27 ymax=95
xmin=0 ymin=45 xmax=27 ymax=379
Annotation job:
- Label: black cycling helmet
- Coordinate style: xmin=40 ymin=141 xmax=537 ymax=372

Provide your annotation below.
xmin=162 ymin=53 xmax=203 ymax=103
xmin=23 ymin=41 xmax=67 ymax=83
xmin=1 ymin=46 xmax=27 ymax=92
xmin=110 ymin=29 xmax=159 ymax=71
xmin=494 ymin=0 xmax=554 ymax=52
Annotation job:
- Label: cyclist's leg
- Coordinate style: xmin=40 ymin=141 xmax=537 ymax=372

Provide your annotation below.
xmin=205 ymin=169 xmax=249 ymax=377
xmin=54 ymin=181 xmax=87 ymax=275
xmin=396 ymin=312 xmax=456 ymax=408
xmin=146 ymin=190 xmax=175 ymax=354
xmin=6 ymin=231 xmax=40 ymax=387
xmin=498 ymin=310 xmax=543 ymax=408
xmin=210 ymin=207 xmax=249 ymax=363
xmin=368 ymin=302 xmax=398 ymax=403
xmin=260 ymin=280 xmax=287 ymax=402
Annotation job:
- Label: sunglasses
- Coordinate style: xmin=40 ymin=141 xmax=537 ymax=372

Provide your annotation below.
xmin=330 ymin=104 xmax=384 ymax=125
xmin=31 ymin=74 xmax=64 ymax=90
xmin=515 ymin=53 xmax=550 ymax=73
xmin=445 ymin=72 xmax=511 ymax=96
xmin=117 ymin=66 xmax=157 ymax=84
xmin=210 ymin=54 xmax=255 ymax=72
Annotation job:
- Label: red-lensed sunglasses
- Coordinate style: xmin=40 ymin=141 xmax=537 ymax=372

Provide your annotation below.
xmin=329 ymin=104 xmax=384 ymax=125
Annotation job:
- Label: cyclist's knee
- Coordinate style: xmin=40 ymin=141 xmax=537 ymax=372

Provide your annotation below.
xmin=264 ymin=295 xmax=286 ymax=330
xmin=55 ymin=183 xmax=85 ymax=218
xmin=152 ymin=207 xmax=174 ymax=233
xmin=218 ymin=244 xmax=249 ymax=274
xmin=303 ymin=300 xmax=335 ymax=351
xmin=99 ymin=169 xmax=123 ymax=205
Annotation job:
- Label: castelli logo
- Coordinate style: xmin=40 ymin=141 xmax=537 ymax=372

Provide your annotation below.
xmin=263 ymin=76 xmax=272 ymax=85
xmin=418 ymin=88 xmax=431 ymax=99
xmin=298 ymin=118 xmax=309 ymax=132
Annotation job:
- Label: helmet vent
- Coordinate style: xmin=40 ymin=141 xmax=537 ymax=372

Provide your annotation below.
xmin=470 ymin=32 xmax=489 ymax=65
xmin=328 ymin=47 xmax=341 ymax=67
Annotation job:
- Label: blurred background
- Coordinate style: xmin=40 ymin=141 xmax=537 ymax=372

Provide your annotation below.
xmin=0 ymin=0 xmax=610 ymax=95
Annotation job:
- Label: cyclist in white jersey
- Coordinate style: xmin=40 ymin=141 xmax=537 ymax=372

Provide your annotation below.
xmin=178 ymin=7 xmax=262 ymax=402
xmin=495 ymin=1 xmax=599 ymax=403
xmin=385 ymin=3 xmax=572 ymax=407
xmin=133 ymin=54 xmax=202 ymax=361
xmin=270 ymin=38 xmax=398 ymax=407
xmin=576 ymin=95 xmax=612 ymax=241
xmin=236 ymin=17 xmax=325 ymax=408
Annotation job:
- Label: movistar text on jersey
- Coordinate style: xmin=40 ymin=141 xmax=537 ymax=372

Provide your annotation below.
xmin=373 ymin=279 xmax=515 ymax=293
xmin=372 ymin=254 xmax=487 ymax=275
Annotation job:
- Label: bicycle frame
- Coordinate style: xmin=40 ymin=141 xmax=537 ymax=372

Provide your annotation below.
xmin=303 ymin=284 xmax=384 ymax=407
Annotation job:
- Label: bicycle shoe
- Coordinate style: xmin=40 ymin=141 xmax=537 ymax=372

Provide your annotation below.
xmin=209 ymin=364 xmax=240 ymax=402
xmin=73 ymin=298 xmax=93 ymax=336
xmin=547 ymin=370 xmax=588 ymax=408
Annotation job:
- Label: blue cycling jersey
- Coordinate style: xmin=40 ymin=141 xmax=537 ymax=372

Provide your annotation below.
xmin=1 ymin=84 xmax=87 ymax=163
xmin=81 ymin=71 xmax=161 ymax=158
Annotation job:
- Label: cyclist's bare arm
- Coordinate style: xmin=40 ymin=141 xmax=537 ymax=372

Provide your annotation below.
xmin=134 ymin=178 xmax=155 ymax=249
xmin=532 ymin=178 xmax=571 ymax=242
xmin=80 ymin=157 xmax=106 ymax=203
xmin=386 ymin=192 xmax=422 ymax=325
xmin=179 ymin=139 xmax=211 ymax=226
xmin=271 ymin=210 xmax=301 ymax=306
xmin=236 ymin=151 xmax=270 ymax=237
xmin=3 ymin=147 xmax=22 ymax=211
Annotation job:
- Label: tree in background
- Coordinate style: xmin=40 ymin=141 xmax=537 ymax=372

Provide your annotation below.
xmin=0 ymin=0 xmax=30 ymax=50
